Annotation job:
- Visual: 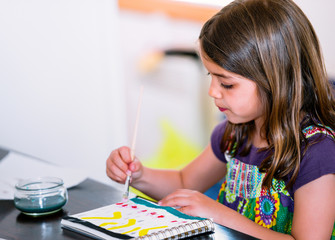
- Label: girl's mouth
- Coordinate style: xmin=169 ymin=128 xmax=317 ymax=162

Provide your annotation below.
xmin=218 ymin=107 xmax=227 ymax=112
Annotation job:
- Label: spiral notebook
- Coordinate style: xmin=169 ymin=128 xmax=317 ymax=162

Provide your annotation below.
xmin=61 ymin=197 xmax=215 ymax=240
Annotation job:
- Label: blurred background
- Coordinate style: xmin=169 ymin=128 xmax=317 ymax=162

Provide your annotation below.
xmin=0 ymin=0 xmax=334 ymax=190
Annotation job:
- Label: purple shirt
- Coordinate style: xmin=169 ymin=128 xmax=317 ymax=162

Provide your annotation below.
xmin=211 ymin=120 xmax=335 ymax=197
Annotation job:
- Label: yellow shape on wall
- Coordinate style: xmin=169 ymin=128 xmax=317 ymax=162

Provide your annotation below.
xmin=144 ymin=119 xmax=201 ymax=169
xmin=131 ymin=119 xmax=202 ymax=200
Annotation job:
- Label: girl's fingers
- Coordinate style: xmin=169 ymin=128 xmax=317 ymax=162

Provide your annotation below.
xmin=107 ymin=162 xmax=127 ymax=183
xmin=159 ymin=189 xmax=194 ymax=207
xmin=106 ymin=146 xmax=143 ymax=184
xmin=113 ymin=152 xmax=128 ymax=173
xmin=106 ymin=147 xmax=132 ymax=182
xmin=119 ymin=146 xmax=133 ymax=164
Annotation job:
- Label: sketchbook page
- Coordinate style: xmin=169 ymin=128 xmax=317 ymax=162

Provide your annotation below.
xmin=62 ymin=198 xmax=214 ymax=239
xmin=0 ymin=152 xmax=88 ymax=200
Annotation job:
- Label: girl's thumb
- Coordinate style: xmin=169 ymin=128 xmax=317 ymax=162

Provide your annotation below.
xmin=129 ymin=157 xmax=141 ymax=172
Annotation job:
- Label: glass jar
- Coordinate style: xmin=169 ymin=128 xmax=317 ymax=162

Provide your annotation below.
xmin=14 ymin=177 xmax=68 ymax=216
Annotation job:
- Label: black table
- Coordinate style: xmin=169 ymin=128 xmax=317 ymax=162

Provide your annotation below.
xmin=0 ymin=149 xmax=257 ymax=240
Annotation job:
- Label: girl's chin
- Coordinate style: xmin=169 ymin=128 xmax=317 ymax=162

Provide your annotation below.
xmin=226 ymin=117 xmax=251 ymax=125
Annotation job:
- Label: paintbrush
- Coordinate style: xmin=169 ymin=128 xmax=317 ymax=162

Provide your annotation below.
xmin=122 ymin=85 xmax=144 ymax=202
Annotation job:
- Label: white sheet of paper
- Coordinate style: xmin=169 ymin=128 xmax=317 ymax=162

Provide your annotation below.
xmin=0 ymin=152 xmax=88 ymax=200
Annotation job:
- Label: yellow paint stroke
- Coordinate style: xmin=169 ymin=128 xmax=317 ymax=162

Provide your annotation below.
xmin=100 ymin=222 xmax=118 ymax=227
xmin=122 ymin=227 xmax=142 ymax=234
xmin=107 ymin=219 xmax=136 ymax=230
xmin=81 ymin=211 xmax=122 ymax=220
xmin=139 ymin=226 xmax=169 ymax=236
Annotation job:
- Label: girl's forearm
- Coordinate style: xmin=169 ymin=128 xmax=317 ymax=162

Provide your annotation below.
xmin=213 ymin=204 xmax=295 ymax=240
xmin=130 ymin=167 xmax=184 ymax=200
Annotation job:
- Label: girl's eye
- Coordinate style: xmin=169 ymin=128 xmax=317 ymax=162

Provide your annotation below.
xmin=221 ymin=83 xmax=233 ymax=89
xmin=207 ymin=72 xmax=233 ymax=89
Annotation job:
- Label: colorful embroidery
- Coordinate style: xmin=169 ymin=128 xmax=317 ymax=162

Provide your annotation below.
xmin=225 ymin=190 xmax=236 ymax=203
xmin=217 ymin=156 xmax=293 ymax=233
xmin=224 ymin=155 xmax=290 ymax=199
xmin=255 ymin=193 xmax=280 ymax=228
xmin=237 ymin=198 xmax=248 ymax=215
xmin=224 ymin=153 xmax=264 ymax=199
xmin=217 ymin=125 xmax=334 ymax=235
xmin=302 ymin=125 xmax=335 ymax=139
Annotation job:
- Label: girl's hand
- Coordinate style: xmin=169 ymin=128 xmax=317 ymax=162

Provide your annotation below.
xmin=158 ymin=189 xmax=221 ymax=219
xmin=106 ymin=146 xmax=143 ymax=184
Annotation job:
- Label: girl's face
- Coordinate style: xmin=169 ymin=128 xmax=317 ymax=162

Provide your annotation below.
xmin=200 ymin=51 xmax=264 ymax=125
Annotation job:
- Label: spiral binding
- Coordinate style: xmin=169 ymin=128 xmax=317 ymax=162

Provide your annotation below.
xmin=136 ymin=219 xmax=214 ymax=240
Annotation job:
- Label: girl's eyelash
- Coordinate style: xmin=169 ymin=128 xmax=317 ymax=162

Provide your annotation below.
xmin=221 ymin=83 xmax=233 ymax=89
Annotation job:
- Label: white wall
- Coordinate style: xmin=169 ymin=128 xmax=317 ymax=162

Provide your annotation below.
xmin=0 ymin=0 xmax=333 ymax=186
xmin=294 ymin=0 xmax=335 ymax=77
xmin=119 ymin=11 xmax=215 ymax=162
xmin=0 ymin=0 xmax=127 ymax=185
xmin=119 ymin=0 xmax=335 ymax=162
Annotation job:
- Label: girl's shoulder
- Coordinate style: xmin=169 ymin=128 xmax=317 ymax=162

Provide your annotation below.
xmin=290 ymin=124 xmax=335 ymax=194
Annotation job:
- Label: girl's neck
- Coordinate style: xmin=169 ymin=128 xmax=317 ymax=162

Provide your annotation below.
xmin=252 ymin=117 xmax=268 ymax=148
xmin=252 ymin=132 xmax=268 ymax=148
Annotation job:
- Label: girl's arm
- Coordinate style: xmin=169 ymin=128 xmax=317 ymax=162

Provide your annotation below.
xmin=130 ymin=144 xmax=227 ymax=200
xmin=160 ymin=174 xmax=335 ymax=240
xmin=291 ymin=173 xmax=335 ymax=240
xmin=159 ymin=188 xmax=295 ymax=240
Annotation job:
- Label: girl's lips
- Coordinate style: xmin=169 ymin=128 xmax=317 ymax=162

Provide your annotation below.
xmin=219 ymin=107 xmax=227 ymax=112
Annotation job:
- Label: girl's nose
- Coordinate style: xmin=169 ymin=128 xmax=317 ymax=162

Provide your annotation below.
xmin=208 ymin=80 xmax=222 ymax=99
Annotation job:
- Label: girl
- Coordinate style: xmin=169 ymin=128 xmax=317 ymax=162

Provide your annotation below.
xmin=106 ymin=0 xmax=335 ymax=239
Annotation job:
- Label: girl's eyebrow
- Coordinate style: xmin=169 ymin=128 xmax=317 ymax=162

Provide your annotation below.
xmin=211 ymin=72 xmax=230 ymax=78
xmin=212 ymin=71 xmax=244 ymax=81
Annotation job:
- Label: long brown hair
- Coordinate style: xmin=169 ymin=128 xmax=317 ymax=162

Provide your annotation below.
xmin=199 ymin=0 xmax=335 ymax=190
